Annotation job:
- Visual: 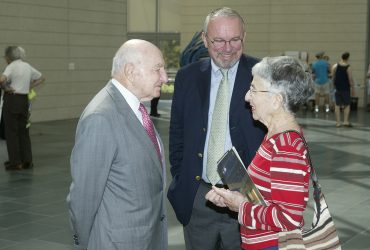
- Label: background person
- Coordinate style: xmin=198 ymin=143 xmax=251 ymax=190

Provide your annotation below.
xmin=311 ymin=51 xmax=331 ymax=113
xmin=150 ymin=96 xmax=161 ymax=117
xmin=332 ymin=52 xmax=355 ymax=127
xmin=0 ymin=46 xmax=45 ymax=170
xmin=66 ymin=39 xmax=168 ymax=250
xmin=366 ymin=63 xmax=370 ymax=112
xmin=206 ymin=56 xmax=314 ymax=250
xmin=168 ymin=7 xmax=265 ymax=250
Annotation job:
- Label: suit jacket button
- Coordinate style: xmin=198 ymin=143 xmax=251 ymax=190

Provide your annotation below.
xmin=195 ymin=175 xmax=201 ymax=181
xmin=197 ymin=153 xmax=203 ymax=158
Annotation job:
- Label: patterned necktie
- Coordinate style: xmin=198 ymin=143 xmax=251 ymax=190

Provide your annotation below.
xmin=139 ymin=103 xmax=161 ymax=161
xmin=207 ymin=69 xmax=229 ymax=185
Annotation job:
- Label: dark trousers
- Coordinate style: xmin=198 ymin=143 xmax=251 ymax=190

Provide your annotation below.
xmin=150 ymin=97 xmax=160 ymax=115
xmin=0 ymin=90 xmax=5 ymax=140
xmin=183 ymin=181 xmax=242 ymax=250
xmin=3 ymin=93 xmax=32 ymax=165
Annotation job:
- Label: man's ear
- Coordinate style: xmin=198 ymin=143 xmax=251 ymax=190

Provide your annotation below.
xmin=124 ymin=63 xmax=135 ymax=83
xmin=201 ymin=32 xmax=209 ymax=49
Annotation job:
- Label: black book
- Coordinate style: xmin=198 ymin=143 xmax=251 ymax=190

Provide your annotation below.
xmin=217 ymin=147 xmax=266 ymax=206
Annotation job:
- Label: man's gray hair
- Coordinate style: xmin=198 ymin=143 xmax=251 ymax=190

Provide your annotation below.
xmin=111 ymin=43 xmax=140 ymax=77
xmin=4 ymin=46 xmax=26 ymax=62
xmin=203 ymin=7 xmax=246 ymax=34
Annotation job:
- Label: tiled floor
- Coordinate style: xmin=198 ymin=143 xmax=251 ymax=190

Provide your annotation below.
xmin=0 ymin=101 xmax=369 ymax=250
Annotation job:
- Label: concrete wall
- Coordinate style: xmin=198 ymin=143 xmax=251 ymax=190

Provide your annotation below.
xmin=0 ymin=0 xmax=368 ymax=122
xmin=0 ymin=0 xmax=127 ymax=122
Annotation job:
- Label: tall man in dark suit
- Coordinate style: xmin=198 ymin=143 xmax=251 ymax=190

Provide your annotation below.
xmin=168 ymin=7 xmax=265 ymax=250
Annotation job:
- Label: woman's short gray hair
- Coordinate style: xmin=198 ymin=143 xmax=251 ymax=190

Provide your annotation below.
xmin=252 ymin=56 xmax=314 ymax=113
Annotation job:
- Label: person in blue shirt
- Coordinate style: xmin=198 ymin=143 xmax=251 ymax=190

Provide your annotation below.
xmin=311 ymin=51 xmax=331 ymax=113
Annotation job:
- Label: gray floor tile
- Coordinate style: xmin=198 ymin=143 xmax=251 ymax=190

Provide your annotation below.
xmin=0 ymin=103 xmax=369 ymax=249
xmin=0 ymin=239 xmax=74 ymax=250
xmin=0 ymin=211 xmax=49 ymax=229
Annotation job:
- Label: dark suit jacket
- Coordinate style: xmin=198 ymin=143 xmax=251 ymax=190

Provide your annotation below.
xmin=167 ymin=54 xmax=266 ymax=226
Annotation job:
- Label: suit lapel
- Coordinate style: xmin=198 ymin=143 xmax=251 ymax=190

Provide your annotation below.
xmin=105 ymin=82 xmax=163 ymax=175
xmin=230 ymin=55 xmax=253 ymax=121
xmin=198 ymin=60 xmax=212 ymax=128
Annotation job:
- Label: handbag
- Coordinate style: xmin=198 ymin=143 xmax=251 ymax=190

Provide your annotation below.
xmin=278 ymin=131 xmax=341 ymax=250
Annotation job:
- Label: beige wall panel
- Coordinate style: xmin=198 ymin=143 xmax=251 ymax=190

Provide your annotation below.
xmin=69 ymin=9 xmax=126 ymax=24
xmin=65 ymin=70 xmax=109 ymax=83
xmin=23 ymin=45 xmax=69 ymax=59
xmin=0 ymin=0 xmax=127 ymax=121
xmin=0 ymin=2 xmax=67 ymax=20
xmin=68 ymin=46 xmax=117 ymax=59
xmin=159 ymin=0 xmax=181 ymax=32
xmin=30 ymin=58 xmax=70 ymax=71
xmin=127 ymin=0 xmax=156 ymax=32
xmin=69 ymin=34 xmax=125 ymax=47
xmin=1 ymin=30 xmax=68 ymax=45
xmin=32 ymin=94 xmax=96 ymax=112
xmin=269 ymin=23 xmax=366 ymax=33
xmin=69 ymin=22 xmax=124 ymax=35
xmin=1 ymin=0 xmax=67 ymax=8
xmin=20 ymin=19 xmax=68 ymax=33
xmin=269 ymin=14 xmax=366 ymax=24
xmin=34 ymin=82 xmax=71 ymax=96
xmin=69 ymin=82 xmax=108 ymax=95
xmin=69 ymin=0 xmax=126 ymax=13
xmin=62 ymin=58 xmax=112 ymax=71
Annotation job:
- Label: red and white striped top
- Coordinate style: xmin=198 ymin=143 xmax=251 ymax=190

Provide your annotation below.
xmin=239 ymin=131 xmax=310 ymax=250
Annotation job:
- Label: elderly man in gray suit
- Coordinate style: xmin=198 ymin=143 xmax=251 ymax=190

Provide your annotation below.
xmin=67 ymin=39 xmax=168 ymax=250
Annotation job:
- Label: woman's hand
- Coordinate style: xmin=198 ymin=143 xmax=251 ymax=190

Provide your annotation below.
xmin=205 ymin=186 xmax=247 ymax=212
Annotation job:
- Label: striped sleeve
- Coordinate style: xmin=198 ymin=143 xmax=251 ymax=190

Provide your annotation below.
xmin=239 ymin=131 xmax=310 ymax=232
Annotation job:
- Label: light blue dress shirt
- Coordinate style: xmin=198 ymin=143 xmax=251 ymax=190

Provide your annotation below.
xmin=202 ymin=60 xmax=239 ymax=183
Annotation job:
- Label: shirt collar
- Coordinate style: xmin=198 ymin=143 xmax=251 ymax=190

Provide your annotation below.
xmin=211 ymin=60 xmax=240 ymax=76
xmin=111 ymin=78 xmax=140 ymax=113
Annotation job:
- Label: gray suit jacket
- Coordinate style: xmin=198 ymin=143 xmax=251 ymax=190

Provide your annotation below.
xmin=67 ymin=81 xmax=167 ymax=250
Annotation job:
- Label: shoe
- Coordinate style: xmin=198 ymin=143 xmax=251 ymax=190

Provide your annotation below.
xmin=343 ymin=123 xmax=353 ymax=127
xmin=4 ymin=161 xmax=10 ymax=167
xmin=314 ymin=105 xmax=319 ymax=113
xmin=335 ymin=123 xmax=341 ymax=127
xmin=325 ymin=105 xmax=330 ymax=113
xmin=23 ymin=162 xmax=34 ymax=169
xmin=5 ymin=163 xmax=23 ymax=171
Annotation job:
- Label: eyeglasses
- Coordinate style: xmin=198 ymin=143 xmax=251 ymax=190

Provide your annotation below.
xmin=205 ymin=34 xmax=243 ymax=49
xmin=248 ymin=87 xmax=271 ymax=96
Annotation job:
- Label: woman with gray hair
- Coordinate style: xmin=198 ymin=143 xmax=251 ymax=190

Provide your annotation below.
xmin=206 ymin=56 xmax=314 ymax=249
xmin=0 ymin=46 xmax=45 ymax=170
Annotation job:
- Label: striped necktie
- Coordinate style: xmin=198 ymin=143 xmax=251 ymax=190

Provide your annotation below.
xmin=139 ymin=103 xmax=161 ymax=161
